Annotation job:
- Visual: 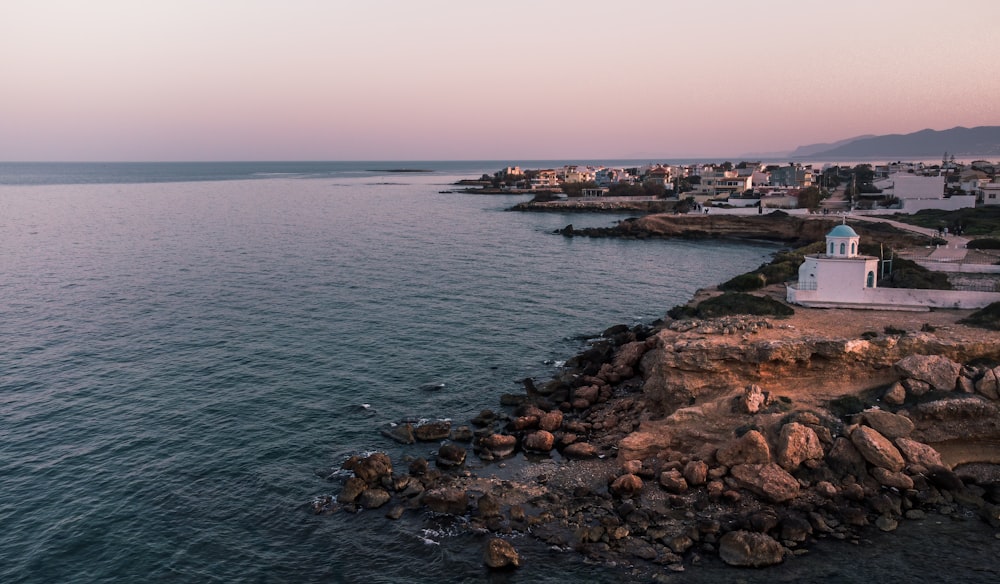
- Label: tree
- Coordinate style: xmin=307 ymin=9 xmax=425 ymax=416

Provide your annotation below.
xmin=796 ymin=186 xmax=825 ymax=210
xmin=561 ymin=180 xmax=596 ymax=198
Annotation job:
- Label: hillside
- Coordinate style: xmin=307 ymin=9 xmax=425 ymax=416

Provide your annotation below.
xmin=795 ymin=125 xmax=1000 ymax=159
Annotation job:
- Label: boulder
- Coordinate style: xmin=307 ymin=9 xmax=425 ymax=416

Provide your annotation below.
xmin=359 ymin=487 xmax=391 ymax=509
xmin=895 ymin=437 xmax=944 ymax=468
xmin=422 ymin=488 xmax=468 ymax=515
xmin=611 ymin=473 xmax=644 ymax=497
xmin=862 ymin=410 xmax=914 ymax=439
xmin=776 ymin=422 xmax=824 ymax=471
xmin=414 ymin=421 xmax=452 ymax=441
xmin=975 ymin=367 xmax=1000 ymax=400
xmin=850 ymin=426 xmax=905 ymax=472
xmin=574 ymin=385 xmax=600 ymax=405
xmin=780 ymin=513 xmax=813 ymax=543
xmin=484 ymin=538 xmax=521 ymax=569
xmin=538 ymin=410 xmax=564 ymax=432
xmin=716 ymin=430 xmax=772 ymax=467
xmin=436 ymin=443 xmax=467 ymax=468
xmin=352 ymin=452 xmax=393 ymax=483
xmin=730 ymin=463 xmax=800 ymax=503
xmin=508 ymin=415 xmax=539 ymax=431
xmin=683 ymin=460 xmax=709 ymax=486
xmin=718 ymin=531 xmax=785 ymax=567
xmin=659 ymin=469 xmax=688 ymax=494
xmin=476 ymin=493 xmax=501 ymax=518
xmin=882 ymin=381 xmax=907 ymax=406
xmin=563 ymin=442 xmax=598 ymax=459
xmin=338 ymin=477 xmax=367 ymax=504
xmin=381 ymin=422 xmax=416 ymax=444
xmin=895 ymin=354 xmax=961 ymax=392
xmin=871 ymin=467 xmax=914 ymax=490
xmin=523 ymin=430 xmax=555 ymax=453
xmin=481 ymin=433 xmax=517 ymax=458
xmin=903 ymin=378 xmax=932 ymax=397
xmin=827 ymin=437 xmax=868 ymax=477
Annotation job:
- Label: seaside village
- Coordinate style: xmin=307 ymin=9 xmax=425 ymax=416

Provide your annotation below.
xmin=475 ymin=158 xmax=1000 ymax=311
xmin=484 ymin=158 xmax=1000 ymax=214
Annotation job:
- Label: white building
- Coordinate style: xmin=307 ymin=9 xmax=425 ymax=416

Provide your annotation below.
xmin=790 ymin=224 xmax=880 ymax=304
xmin=787 ymin=224 xmax=1000 ymax=310
xmin=870 ymin=173 xmax=975 ymax=213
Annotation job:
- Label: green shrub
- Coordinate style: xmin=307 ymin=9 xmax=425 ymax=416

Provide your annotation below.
xmin=719 ymin=272 xmax=766 ymax=292
xmin=694 ymin=293 xmax=794 ymax=318
xmin=758 ymin=260 xmax=799 ymax=284
xmin=967 ymin=238 xmax=1000 ymax=250
xmin=959 ymin=302 xmax=1000 ymax=330
xmin=667 ymin=304 xmax=697 ymax=319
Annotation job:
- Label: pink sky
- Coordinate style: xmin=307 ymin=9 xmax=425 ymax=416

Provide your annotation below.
xmin=1 ymin=0 xmax=998 ymax=161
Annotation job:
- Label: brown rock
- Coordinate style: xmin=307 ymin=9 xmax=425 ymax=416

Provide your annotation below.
xmin=871 ymin=467 xmax=914 ymax=490
xmin=509 ymin=416 xmax=539 ymax=431
xmin=563 ymin=442 xmax=598 ymax=459
xmin=827 ymin=437 xmax=868 ymax=477
xmin=814 ymin=481 xmax=838 ymax=498
xmin=359 ymin=487 xmax=391 ymax=509
xmin=903 ymin=378 xmax=932 ymax=396
xmin=476 ymin=493 xmax=501 ymax=518
xmin=883 ymin=381 xmax=907 ymax=405
xmin=776 ymin=422 xmax=824 ymax=471
xmin=611 ymin=473 xmax=644 ymax=497
xmin=481 ymin=433 xmax=517 ymax=458
xmin=975 ymin=367 xmax=1000 ymax=400
xmin=683 ymin=460 xmax=709 ymax=486
xmin=895 ymin=354 xmax=961 ymax=392
xmin=574 ymin=385 xmax=599 ymax=405
xmin=659 ymin=469 xmax=688 ymax=494
xmin=894 ymin=437 xmax=944 ymax=468
xmin=338 ymin=477 xmax=367 ymax=504
xmin=716 ymin=430 xmax=771 ymax=467
xmin=484 ymin=538 xmax=521 ymax=569
xmin=422 ymin=488 xmax=468 ymax=515
xmin=352 ymin=452 xmax=393 ymax=483
xmin=850 ymin=426 xmax=905 ymax=472
xmin=538 ymin=410 xmax=564 ymax=432
xmin=730 ymin=463 xmax=800 ymax=503
xmin=862 ymin=410 xmax=914 ymax=439
xmin=523 ymin=430 xmax=555 ymax=452
xmin=436 ymin=442 xmax=467 ymax=468
xmin=414 ymin=421 xmax=452 ymax=441
xmin=622 ymin=459 xmax=643 ymax=475
xmin=718 ymin=531 xmax=785 ymax=567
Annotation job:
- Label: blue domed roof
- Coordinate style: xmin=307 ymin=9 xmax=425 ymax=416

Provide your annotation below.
xmin=827 ymin=224 xmax=859 ymax=238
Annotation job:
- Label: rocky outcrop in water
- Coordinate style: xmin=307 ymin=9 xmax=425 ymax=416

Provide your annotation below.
xmin=319 ymin=310 xmax=1000 ymax=577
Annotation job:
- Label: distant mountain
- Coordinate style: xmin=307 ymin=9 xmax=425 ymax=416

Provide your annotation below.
xmin=789 ymin=135 xmax=876 ymax=158
xmin=797 ymin=126 xmax=1000 ymax=159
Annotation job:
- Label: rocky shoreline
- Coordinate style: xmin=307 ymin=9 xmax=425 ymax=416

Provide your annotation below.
xmin=557 ymin=211 xmax=934 ymax=248
xmin=315 ymin=298 xmax=1000 ymax=576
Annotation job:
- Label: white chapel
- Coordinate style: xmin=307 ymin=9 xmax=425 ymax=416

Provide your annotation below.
xmin=787 ymin=223 xmax=880 ymax=305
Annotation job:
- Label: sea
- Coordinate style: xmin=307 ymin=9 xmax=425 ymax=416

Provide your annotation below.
xmin=1 ymin=161 xmax=997 ymax=583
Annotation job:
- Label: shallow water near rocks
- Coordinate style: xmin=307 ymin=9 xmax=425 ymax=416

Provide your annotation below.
xmin=1 ymin=162 xmax=997 ymax=582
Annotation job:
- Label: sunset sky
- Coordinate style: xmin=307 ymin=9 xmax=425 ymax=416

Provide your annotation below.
xmin=2 ymin=0 xmax=998 ymax=161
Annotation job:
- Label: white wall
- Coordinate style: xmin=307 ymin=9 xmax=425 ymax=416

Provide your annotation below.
xmin=900 ymin=195 xmax=976 ymax=213
xmin=789 ymin=285 xmax=1000 ymax=310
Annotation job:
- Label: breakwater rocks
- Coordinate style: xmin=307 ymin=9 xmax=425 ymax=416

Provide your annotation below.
xmin=317 ymin=312 xmax=1000 ymax=575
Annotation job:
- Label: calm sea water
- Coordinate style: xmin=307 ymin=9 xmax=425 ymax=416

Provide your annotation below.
xmin=1 ymin=163 xmax=996 ymax=583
